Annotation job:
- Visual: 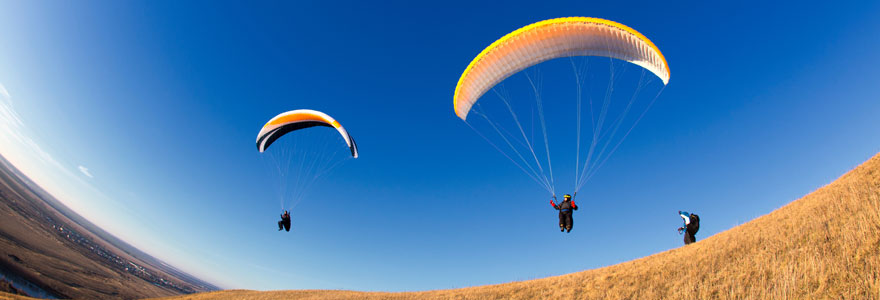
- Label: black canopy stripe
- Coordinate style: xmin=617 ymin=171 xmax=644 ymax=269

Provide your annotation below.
xmin=257 ymin=121 xmax=334 ymax=152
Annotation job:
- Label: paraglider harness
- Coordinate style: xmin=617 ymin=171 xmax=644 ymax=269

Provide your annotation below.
xmin=552 ymin=193 xmax=577 ymax=212
xmin=279 ymin=211 xmax=292 ymax=232
xmin=678 ymin=213 xmax=699 ymax=235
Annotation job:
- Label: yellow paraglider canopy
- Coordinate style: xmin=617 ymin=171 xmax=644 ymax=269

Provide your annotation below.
xmin=454 ymin=17 xmax=670 ymax=120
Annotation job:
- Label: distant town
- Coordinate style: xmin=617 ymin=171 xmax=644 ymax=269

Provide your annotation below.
xmin=49 ymin=216 xmax=196 ymax=294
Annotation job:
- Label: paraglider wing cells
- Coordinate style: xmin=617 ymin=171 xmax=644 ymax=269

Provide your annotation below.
xmin=453 ymin=17 xmax=670 ymax=121
xmin=256 ymin=109 xmax=359 ymax=158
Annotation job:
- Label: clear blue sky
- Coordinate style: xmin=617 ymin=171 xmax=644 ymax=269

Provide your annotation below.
xmin=1 ymin=0 xmax=879 ymax=291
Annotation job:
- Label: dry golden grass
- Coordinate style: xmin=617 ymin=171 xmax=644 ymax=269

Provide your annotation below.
xmin=0 ymin=292 xmax=36 ymax=300
xmin=4 ymin=152 xmax=878 ymax=300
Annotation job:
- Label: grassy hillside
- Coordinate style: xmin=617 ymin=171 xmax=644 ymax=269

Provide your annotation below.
xmin=153 ymin=152 xmax=879 ymax=299
xmin=4 ymin=152 xmax=878 ymax=300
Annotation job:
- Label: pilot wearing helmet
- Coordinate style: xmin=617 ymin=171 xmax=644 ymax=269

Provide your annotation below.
xmin=550 ymin=194 xmax=578 ymax=233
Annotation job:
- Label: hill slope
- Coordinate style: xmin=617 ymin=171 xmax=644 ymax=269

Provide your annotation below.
xmin=5 ymin=152 xmax=878 ymax=300
xmin=167 ymin=152 xmax=880 ymax=299
xmin=157 ymin=152 xmax=879 ymax=299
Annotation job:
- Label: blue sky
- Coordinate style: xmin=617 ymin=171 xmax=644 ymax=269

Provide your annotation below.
xmin=1 ymin=0 xmax=879 ymax=291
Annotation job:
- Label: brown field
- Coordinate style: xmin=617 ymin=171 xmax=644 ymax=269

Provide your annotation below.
xmin=4 ymin=152 xmax=879 ymax=300
xmin=0 ymin=156 xmax=215 ymax=299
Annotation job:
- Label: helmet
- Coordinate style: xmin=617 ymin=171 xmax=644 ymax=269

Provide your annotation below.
xmin=563 ymin=194 xmax=572 ymax=200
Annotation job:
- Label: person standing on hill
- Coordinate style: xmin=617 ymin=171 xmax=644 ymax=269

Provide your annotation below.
xmin=278 ymin=210 xmax=291 ymax=232
xmin=551 ymin=194 xmax=578 ymax=233
xmin=678 ymin=211 xmax=699 ymax=245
